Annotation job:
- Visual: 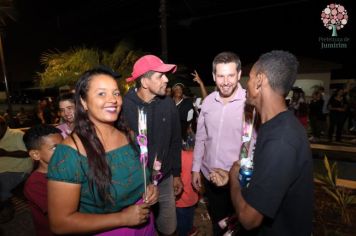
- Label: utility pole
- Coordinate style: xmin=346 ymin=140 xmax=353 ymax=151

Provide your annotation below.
xmin=160 ymin=0 xmax=168 ymax=61
xmin=0 ymin=33 xmax=13 ymax=117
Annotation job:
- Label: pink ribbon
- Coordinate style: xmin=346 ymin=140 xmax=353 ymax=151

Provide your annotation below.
xmin=137 ymin=134 xmax=148 ymax=166
xmin=152 ymin=157 xmax=163 ymax=185
xmin=152 ymin=171 xmax=163 ymax=185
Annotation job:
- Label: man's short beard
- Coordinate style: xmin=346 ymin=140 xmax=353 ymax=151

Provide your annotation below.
xmin=218 ymin=84 xmax=238 ymax=98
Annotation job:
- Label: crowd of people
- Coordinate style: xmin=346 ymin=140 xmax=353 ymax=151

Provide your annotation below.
xmin=3 ymin=49 xmax=353 ymax=235
xmin=2 ymin=97 xmax=60 ymax=129
xmin=287 ymin=84 xmax=356 ymax=143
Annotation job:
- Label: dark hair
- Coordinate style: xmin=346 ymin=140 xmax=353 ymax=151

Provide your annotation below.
xmin=23 ymin=124 xmax=62 ymax=150
xmin=58 ymin=92 xmax=75 ymax=105
xmin=74 ymin=67 xmax=131 ymax=205
xmin=327 ymin=88 xmax=346 ymax=107
xmin=254 ymin=50 xmax=299 ymax=97
xmin=212 ymin=51 xmax=241 ymax=74
xmin=172 ymin=83 xmax=184 ymax=90
xmin=135 ymin=71 xmax=155 ymax=89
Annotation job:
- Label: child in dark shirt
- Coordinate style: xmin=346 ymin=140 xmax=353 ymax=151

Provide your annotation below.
xmin=23 ymin=125 xmax=63 ymax=236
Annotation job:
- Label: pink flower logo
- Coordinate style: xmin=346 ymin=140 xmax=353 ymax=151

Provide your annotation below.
xmin=321 ymin=3 xmax=348 ymax=37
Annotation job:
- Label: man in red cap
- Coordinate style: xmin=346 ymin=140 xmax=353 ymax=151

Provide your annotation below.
xmin=122 ymin=55 xmax=183 ymax=236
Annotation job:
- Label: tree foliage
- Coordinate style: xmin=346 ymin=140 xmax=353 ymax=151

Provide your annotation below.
xmin=38 ymin=48 xmax=100 ymax=88
xmin=316 ymin=156 xmax=356 ymax=225
xmin=37 ymin=38 xmax=145 ymax=94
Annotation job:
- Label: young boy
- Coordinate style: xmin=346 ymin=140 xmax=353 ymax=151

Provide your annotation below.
xmin=23 ymin=125 xmax=63 ymax=236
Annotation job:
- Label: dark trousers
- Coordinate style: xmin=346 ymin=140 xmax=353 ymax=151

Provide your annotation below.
xmin=176 ymin=206 xmax=196 ymax=236
xmin=328 ymin=113 xmax=346 ymax=141
xmin=203 ymin=175 xmax=234 ymax=236
xmin=309 ymin=115 xmax=322 ymax=138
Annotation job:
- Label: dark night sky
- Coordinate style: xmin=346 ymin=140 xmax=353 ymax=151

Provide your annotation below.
xmin=2 ymin=0 xmax=355 ymax=89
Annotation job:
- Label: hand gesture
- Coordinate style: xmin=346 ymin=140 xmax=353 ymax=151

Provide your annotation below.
xmin=191 ymin=70 xmax=203 ymax=86
xmin=191 ymin=171 xmax=202 ymax=191
xmin=143 ymin=184 xmax=158 ymax=205
xmin=173 ymin=177 xmax=183 ymax=196
xmin=229 ymin=161 xmax=241 ymax=181
xmin=121 ymin=203 xmax=150 ymax=226
xmin=209 ymin=168 xmax=229 ymax=186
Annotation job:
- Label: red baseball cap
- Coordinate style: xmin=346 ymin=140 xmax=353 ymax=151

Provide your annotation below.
xmin=126 ymin=55 xmax=177 ymax=82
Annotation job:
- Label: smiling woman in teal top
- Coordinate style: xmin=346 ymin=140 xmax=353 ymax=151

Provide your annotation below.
xmin=47 ymin=67 xmax=158 ymax=235
xmin=48 ymin=144 xmax=146 ymax=213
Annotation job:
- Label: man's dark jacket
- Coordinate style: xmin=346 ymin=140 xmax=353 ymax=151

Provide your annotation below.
xmin=122 ymin=88 xmax=182 ymax=179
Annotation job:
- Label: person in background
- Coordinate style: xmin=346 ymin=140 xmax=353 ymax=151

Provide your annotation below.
xmin=327 ymin=88 xmax=348 ymax=142
xmin=23 ymin=124 xmax=63 ymax=236
xmin=348 ymin=85 xmax=356 ymax=133
xmin=191 ymin=51 xmax=246 ymax=236
xmin=319 ymin=86 xmax=330 ymax=135
xmin=56 ymin=92 xmax=75 ymax=138
xmin=39 ymin=98 xmax=54 ymax=124
xmin=175 ymin=123 xmax=199 ymax=236
xmin=172 ymin=82 xmax=195 ymax=141
xmin=308 ymin=90 xmax=324 ymax=142
xmin=190 ymin=70 xmax=208 ymax=122
xmin=0 ymin=115 xmax=32 ymax=223
xmin=165 ymin=85 xmax=172 ymax=97
xmin=47 ymin=67 xmax=158 ymax=235
xmin=122 ymin=54 xmax=183 ymax=236
xmin=2 ymin=109 xmax=16 ymax=128
xmin=192 ymin=70 xmax=208 ymax=101
xmin=29 ymin=104 xmax=45 ymax=126
xmin=289 ymin=88 xmax=308 ymax=128
xmin=16 ymin=107 xmax=29 ymax=128
xmin=210 ymin=50 xmax=313 ymax=236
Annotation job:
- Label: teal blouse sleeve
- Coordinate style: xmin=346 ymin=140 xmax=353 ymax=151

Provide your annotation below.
xmin=47 ymin=144 xmax=86 ymax=184
xmin=47 ymin=143 xmax=149 ymax=213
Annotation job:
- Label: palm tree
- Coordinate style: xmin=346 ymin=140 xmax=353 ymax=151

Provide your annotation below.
xmin=38 ymin=38 xmax=145 ymax=94
xmin=0 ymin=0 xmax=16 ymax=117
xmin=38 ymin=47 xmax=101 ymax=88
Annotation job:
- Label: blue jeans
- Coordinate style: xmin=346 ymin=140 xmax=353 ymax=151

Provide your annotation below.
xmin=176 ymin=206 xmax=195 ymax=236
